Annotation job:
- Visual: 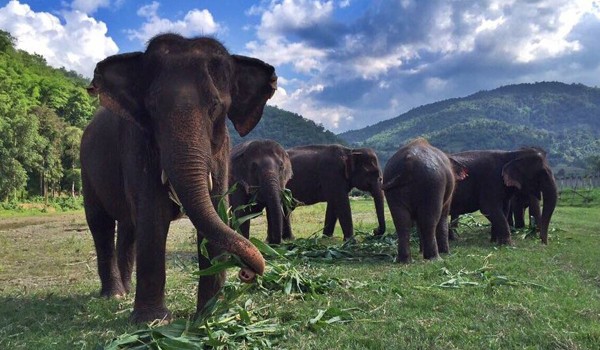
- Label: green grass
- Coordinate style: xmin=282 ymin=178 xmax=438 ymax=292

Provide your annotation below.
xmin=0 ymin=197 xmax=599 ymax=349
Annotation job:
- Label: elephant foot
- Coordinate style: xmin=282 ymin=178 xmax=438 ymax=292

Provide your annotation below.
xmin=282 ymin=233 xmax=295 ymax=241
xmin=342 ymin=234 xmax=355 ymax=242
xmin=99 ymin=284 xmax=127 ymax=299
xmin=266 ymin=237 xmax=282 ymax=245
xmin=373 ymin=227 xmax=385 ymax=236
xmin=130 ymin=305 xmax=172 ymax=324
xmin=424 ymin=254 xmax=442 ymax=261
xmin=497 ymin=237 xmax=513 ymax=246
xmin=394 ymin=255 xmax=412 ymax=264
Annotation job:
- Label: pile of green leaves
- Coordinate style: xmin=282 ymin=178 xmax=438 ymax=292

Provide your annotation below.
xmin=104 ymin=284 xmax=282 ymax=349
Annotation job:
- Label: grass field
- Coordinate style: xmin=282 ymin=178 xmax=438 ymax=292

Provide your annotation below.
xmin=0 ymin=193 xmax=599 ymax=349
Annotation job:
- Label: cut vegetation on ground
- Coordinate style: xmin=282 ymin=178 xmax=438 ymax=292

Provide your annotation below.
xmin=1 ymin=193 xmax=599 ymax=349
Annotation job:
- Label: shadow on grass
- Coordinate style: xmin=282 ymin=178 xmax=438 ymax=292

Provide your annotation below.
xmin=0 ymin=292 xmax=134 ymax=349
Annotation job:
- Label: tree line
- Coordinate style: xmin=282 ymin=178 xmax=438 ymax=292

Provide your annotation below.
xmin=0 ymin=30 xmax=97 ymax=202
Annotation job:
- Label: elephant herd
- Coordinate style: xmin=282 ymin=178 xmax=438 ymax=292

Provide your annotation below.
xmin=79 ymin=34 xmax=558 ymax=323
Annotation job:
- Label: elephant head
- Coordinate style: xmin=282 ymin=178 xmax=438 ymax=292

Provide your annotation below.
xmin=230 ymin=140 xmax=292 ymax=243
xmin=502 ymin=148 xmax=557 ymax=244
xmin=345 ymin=148 xmax=386 ymax=235
xmin=87 ymin=34 xmax=277 ymax=278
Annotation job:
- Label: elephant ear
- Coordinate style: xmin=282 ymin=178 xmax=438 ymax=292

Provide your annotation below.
xmin=449 ymin=157 xmax=469 ymax=181
xmin=228 ymin=55 xmax=277 ymax=137
xmin=502 ymin=154 xmax=545 ymax=190
xmin=343 ymin=151 xmax=358 ymax=179
xmin=87 ymin=52 xmax=147 ymax=130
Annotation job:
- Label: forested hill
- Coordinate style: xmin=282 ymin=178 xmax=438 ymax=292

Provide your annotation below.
xmin=229 ymin=105 xmax=344 ymax=148
xmin=0 ymin=30 xmax=97 ymax=201
xmin=0 ymin=29 xmax=342 ymax=200
xmin=338 ymin=82 xmax=600 ymax=172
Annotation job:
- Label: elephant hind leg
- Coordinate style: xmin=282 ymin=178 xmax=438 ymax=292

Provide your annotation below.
xmin=85 ymin=207 xmax=126 ymax=298
xmin=116 ymin=221 xmax=135 ymax=294
xmin=416 ymin=204 xmax=441 ymax=260
xmin=389 ymin=205 xmax=412 ymax=263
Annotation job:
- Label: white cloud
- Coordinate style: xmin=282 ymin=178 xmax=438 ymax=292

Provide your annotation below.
xmin=70 ymin=0 xmax=110 ymax=14
xmin=246 ymin=0 xmax=600 ymax=132
xmin=0 ymin=0 xmax=118 ymax=77
xmin=126 ymin=1 xmax=221 ymax=44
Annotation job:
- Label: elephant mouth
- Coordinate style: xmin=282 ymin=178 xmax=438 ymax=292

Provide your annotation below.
xmin=87 ymin=82 xmax=99 ymax=97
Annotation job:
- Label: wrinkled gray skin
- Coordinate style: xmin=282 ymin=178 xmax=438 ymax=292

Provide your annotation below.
xmin=383 ymin=138 xmax=466 ymax=263
xmin=283 ymin=144 xmax=385 ymax=240
xmin=81 ymin=34 xmax=276 ymax=323
xmin=508 ymin=191 xmax=541 ymax=229
xmin=449 ymin=147 xmax=557 ymax=245
xmin=229 ymin=139 xmax=293 ymax=244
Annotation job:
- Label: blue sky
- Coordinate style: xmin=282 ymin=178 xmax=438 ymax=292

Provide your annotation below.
xmin=1 ymin=0 xmax=600 ymax=133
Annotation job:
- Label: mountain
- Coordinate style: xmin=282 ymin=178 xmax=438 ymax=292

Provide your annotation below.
xmin=338 ymin=82 xmax=600 ymax=173
xmin=229 ymin=105 xmax=345 ymax=148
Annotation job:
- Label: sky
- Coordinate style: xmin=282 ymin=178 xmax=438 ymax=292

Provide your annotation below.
xmin=1 ymin=0 xmax=600 ymax=133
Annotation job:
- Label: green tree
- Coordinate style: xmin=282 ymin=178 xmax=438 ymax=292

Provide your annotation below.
xmin=62 ymin=126 xmax=83 ymax=196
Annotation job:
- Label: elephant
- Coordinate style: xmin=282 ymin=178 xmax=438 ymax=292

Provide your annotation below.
xmin=508 ymin=191 xmax=541 ymax=229
xmin=80 ymin=33 xmax=277 ymax=323
xmin=229 ymin=139 xmax=293 ymax=244
xmin=449 ymin=147 xmax=557 ymax=245
xmin=282 ymin=144 xmax=385 ymax=240
xmin=382 ymin=138 xmax=467 ymax=263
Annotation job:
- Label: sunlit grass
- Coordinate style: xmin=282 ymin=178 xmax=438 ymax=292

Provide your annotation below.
xmin=0 ymin=196 xmax=599 ymax=349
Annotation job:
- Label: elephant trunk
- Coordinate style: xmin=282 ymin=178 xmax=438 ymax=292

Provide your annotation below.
xmin=539 ymin=171 xmax=558 ymax=244
xmin=372 ymin=187 xmax=386 ymax=235
xmin=259 ymin=171 xmax=284 ymax=244
xmin=160 ymin=115 xmax=264 ymax=278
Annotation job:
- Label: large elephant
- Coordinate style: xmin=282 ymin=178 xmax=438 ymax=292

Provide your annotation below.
xmin=383 ymin=138 xmax=466 ymax=263
xmin=508 ymin=191 xmax=541 ymax=229
xmin=283 ymin=144 xmax=385 ymax=240
xmin=449 ymin=147 xmax=557 ymax=245
xmin=229 ymin=139 xmax=293 ymax=244
xmin=80 ymin=34 xmax=276 ymax=323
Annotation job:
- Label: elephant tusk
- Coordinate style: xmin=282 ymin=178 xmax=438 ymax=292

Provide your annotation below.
xmin=208 ymin=172 xmax=213 ymax=192
xmin=161 ymin=170 xmax=168 ymax=185
xmin=161 ymin=169 xmax=184 ymax=212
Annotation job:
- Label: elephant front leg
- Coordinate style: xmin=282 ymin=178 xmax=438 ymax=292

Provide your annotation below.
xmin=435 ymin=207 xmax=450 ymax=255
xmin=130 ymin=218 xmax=171 ymax=324
xmin=335 ymin=197 xmax=354 ymax=240
xmin=322 ymin=203 xmax=337 ymax=237
xmin=448 ymin=215 xmax=459 ymax=240
xmin=488 ymin=209 xmax=512 ymax=245
xmin=282 ymin=207 xmax=295 ymax=240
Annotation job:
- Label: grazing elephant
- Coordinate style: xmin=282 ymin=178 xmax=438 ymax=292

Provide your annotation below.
xmin=229 ymin=139 xmax=293 ymax=244
xmin=449 ymin=147 xmax=557 ymax=245
xmin=81 ymin=34 xmax=276 ymax=323
xmin=283 ymin=144 xmax=385 ymax=240
xmin=382 ymin=138 xmax=466 ymax=263
xmin=508 ymin=191 xmax=541 ymax=229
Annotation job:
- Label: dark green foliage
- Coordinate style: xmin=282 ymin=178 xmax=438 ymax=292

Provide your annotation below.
xmin=0 ymin=30 xmax=96 ymax=200
xmin=339 ymin=82 xmax=600 ymax=170
xmin=229 ymin=105 xmax=345 ymax=148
